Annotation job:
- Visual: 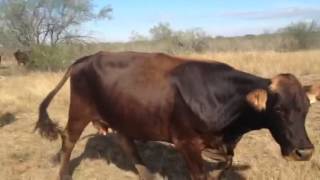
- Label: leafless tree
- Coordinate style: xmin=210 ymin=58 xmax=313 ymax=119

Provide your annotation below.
xmin=0 ymin=0 xmax=112 ymax=47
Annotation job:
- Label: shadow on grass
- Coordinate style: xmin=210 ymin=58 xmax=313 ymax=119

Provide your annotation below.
xmin=0 ymin=112 xmax=16 ymax=128
xmin=69 ymin=134 xmax=248 ymax=180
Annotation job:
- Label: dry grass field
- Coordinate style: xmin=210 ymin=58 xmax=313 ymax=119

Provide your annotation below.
xmin=0 ymin=50 xmax=320 ymax=180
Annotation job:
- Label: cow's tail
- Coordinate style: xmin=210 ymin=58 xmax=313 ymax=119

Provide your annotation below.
xmin=34 ymin=66 xmax=72 ymax=141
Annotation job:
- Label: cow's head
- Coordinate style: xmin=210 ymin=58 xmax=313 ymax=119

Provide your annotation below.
xmin=171 ymin=63 xmax=317 ymax=161
xmin=14 ymin=49 xmax=21 ymax=57
xmin=255 ymin=74 xmax=317 ymax=161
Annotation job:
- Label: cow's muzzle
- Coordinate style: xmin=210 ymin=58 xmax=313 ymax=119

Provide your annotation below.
xmin=285 ymin=148 xmax=314 ymax=161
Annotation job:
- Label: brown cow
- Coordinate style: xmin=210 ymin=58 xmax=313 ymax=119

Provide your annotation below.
xmin=0 ymin=53 xmax=3 ymax=65
xmin=35 ymin=51 xmax=317 ymax=180
xmin=13 ymin=49 xmax=30 ymax=66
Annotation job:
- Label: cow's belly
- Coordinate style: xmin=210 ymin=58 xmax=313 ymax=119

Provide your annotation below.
xmin=89 ymin=56 xmax=182 ymax=141
xmin=94 ymin=80 xmax=175 ymax=142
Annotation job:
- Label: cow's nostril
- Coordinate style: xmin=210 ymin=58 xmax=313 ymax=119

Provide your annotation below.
xmin=295 ymin=149 xmax=302 ymax=157
xmin=295 ymin=148 xmax=314 ymax=160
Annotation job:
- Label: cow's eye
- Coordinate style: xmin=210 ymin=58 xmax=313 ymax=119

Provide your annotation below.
xmin=274 ymin=105 xmax=289 ymax=120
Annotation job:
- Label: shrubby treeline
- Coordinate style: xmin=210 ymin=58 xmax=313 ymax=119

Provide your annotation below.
xmin=0 ymin=1 xmax=319 ymax=71
xmin=12 ymin=21 xmax=320 ymax=71
xmin=128 ymin=21 xmax=320 ymax=53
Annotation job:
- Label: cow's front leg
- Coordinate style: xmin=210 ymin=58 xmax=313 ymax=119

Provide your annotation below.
xmin=223 ymin=144 xmax=234 ymax=169
xmin=174 ymin=138 xmax=208 ymax=180
xmin=224 ymin=136 xmax=242 ymax=169
xmin=202 ymin=142 xmax=236 ymax=171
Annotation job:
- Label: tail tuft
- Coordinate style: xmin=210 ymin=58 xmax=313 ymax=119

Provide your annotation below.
xmin=35 ymin=111 xmax=61 ymax=141
xmin=35 ymin=66 xmax=71 ymax=141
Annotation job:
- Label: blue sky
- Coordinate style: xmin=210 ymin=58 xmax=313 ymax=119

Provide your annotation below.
xmin=85 ymin=0 xmax=320 ymax=42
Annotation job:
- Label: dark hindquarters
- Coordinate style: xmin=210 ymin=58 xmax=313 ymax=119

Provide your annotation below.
xmin=57 ymin=72 xmax=97 ymax=179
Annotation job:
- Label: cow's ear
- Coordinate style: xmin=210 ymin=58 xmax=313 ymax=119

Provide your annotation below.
xmin=303 ymin=84 xmax=320 ymax=104
xmin=246 ymin=89 xmax=268 ymax=111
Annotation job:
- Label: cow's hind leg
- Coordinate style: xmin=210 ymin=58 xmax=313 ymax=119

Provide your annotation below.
xmin=57 ymin=93 xmax=92 ymax=180
xmin=116 ymin=134 xmax=153 ymax=180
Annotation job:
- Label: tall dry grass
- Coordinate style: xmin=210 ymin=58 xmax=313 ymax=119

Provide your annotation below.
xmin=0 ymin=50 xmax=319 ymax=180
xmin=187 ymin=50 xmax=320 ymax=78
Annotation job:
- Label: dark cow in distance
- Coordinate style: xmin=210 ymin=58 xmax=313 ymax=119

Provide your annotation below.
xmin=35 ymin=51 xmax=318 ymax=180
xmin=13 ymin=49 xmax=30 ymax=66
xmin=0 ymin=53 xmax=3 ymax=65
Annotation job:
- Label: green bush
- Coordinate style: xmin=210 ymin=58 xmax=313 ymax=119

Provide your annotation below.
xmin=26 ymin=44 xmax=90 ymax=71
xmin=27 ymin=45 xmax=71 ymax=71
xmin=173 ymin=28 xmax=211 ymax=53
xmin=279 ymin=21 xmax=320 ymax=50
xmin=131 ymin=22 xmax=211 ymax=54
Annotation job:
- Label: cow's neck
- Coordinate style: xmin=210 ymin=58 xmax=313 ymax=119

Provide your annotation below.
xmin=221 ymin=108 xmax=267 ymax=148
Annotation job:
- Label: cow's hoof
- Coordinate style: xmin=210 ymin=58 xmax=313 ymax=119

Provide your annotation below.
xmin=208 ymin=169 xmax=224 ymax=180
xmin=139 ymin=172 xmax=154 ymax=180
xmin=51 ymin=152 xmax=61 ymax=166
xmin=136 ymin=164 xmax=154 ymax=180
xmin=59 ymin=175 xmax=72 ymax=180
